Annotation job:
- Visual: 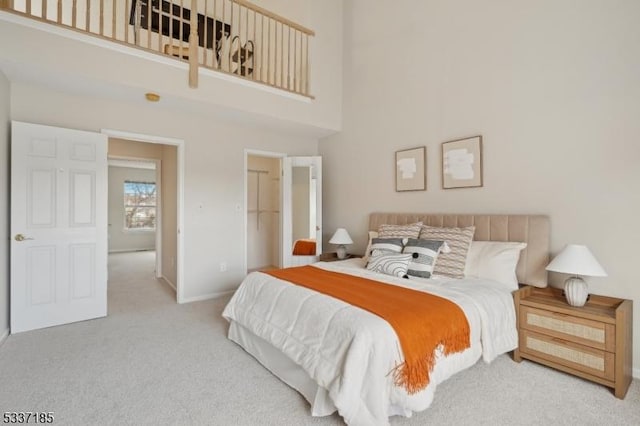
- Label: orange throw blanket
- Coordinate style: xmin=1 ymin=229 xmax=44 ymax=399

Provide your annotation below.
xmin=292 ymin=239 xmax=317 ymax=255
xmin=265 ymin=265 xmax=470 ymax=394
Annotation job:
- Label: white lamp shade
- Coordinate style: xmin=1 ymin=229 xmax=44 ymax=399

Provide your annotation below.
xmin=546 ymin=244 xmax=607 ymax=277
xmin=329 ymin=228 xmax=353 ymax=245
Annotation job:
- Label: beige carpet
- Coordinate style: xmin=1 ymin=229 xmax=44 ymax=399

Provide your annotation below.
xmin=0 ymin=251 xmax=638 ymax=425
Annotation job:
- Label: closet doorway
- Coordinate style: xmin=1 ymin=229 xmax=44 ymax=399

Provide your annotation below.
xmin=245 ymin=151 xmax=284 ymax=273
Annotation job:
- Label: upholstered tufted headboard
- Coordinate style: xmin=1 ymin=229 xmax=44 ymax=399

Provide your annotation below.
xmin=369 ymin=213 xmax=550 ymax=287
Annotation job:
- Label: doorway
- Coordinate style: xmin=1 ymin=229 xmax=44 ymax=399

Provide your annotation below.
xmin=246 ymin=152 xmax=282 ymax=273
xmin=244 ymin=151 xmax=323 ymax=273
xmin=102 ymin=129 xmax=184 ymax=303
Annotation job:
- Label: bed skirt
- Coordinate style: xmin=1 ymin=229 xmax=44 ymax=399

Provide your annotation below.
xmin=229 ymin=321 xmax=338 ymax=416
xmin=228 ymin=320 xmax=460 ymax=420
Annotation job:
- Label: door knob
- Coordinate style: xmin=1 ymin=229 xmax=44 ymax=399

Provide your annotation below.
xmin=14 ymin=234 xmax=34 ymax=242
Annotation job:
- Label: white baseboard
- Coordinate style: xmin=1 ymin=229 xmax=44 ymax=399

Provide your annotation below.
xmin=161 ymin=275 xmax=177 ymax=291
xmin=634 ymin=368 xmax=640 ymax=379
xmin=179 ymin=289 xmax=235 ymax=304
xmin=0 ymin=328 xmax=9 ymax=347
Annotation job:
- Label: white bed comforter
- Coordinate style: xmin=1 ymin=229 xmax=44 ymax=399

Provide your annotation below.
xmin=222 ymin=259 xmax=517 ymax=426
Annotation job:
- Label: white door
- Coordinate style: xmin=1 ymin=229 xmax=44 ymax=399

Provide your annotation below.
xmin=11 ymin=121 xmax=108 ymax=333
xmin=281 ymin=156 xmax=322 ymax=268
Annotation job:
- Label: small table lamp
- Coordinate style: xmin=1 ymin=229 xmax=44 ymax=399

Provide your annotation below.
xmin=329 ymin=228 xmax=353 ymax=259
xmin=546 ymin=244 xmax=607 ymax=307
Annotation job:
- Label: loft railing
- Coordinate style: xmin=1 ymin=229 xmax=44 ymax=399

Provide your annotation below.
xmin=1 ymin=0 xmax=314 ymax=97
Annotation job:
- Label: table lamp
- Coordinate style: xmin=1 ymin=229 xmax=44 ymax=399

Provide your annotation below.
xmin=329 ymin=228 xmax=353 ymax=259
xmin=545 ymin=244 xmax=607 ymax=307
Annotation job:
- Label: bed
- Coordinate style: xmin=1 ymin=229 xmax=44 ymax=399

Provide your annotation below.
xmin=223 ymin=213 xmax=550 ymax=425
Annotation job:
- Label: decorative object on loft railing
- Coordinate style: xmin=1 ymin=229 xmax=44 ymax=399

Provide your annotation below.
xmin=218 ymin=36 xmax=253 ymax=75
xmin=441 ymin=135 xmax=483 ymax=189
xmin=395 ymin=146 xmax=427 ymax=192
xmin=231 ymin=37 xmax=254 ymax=76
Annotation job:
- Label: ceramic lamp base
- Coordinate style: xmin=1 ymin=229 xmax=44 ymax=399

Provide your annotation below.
xmin=564 ymin=276 xmax=589 ymax=307
xmin=336 ymin=245 xmax=347 ymax=259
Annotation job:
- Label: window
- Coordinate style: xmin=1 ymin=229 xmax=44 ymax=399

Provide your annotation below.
xmin=124 ymin=181 xmax=157 ymax=230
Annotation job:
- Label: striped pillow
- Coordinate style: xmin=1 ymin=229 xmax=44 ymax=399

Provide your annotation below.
xmin=403 ymin=239 xmax=446 ymax=278
xmin=368 ymin=237 xmax=405 ymax=258
xmin=419 ymin=225 xmax=475 ymax=278
xmin=377 ymin=222 xmax=423 ymax=239
xmin=366 ymin=252 xmax=412 ymax=278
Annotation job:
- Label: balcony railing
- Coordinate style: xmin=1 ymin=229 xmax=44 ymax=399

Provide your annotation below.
xmin=1 ymin=0 xmax=314 ymax=97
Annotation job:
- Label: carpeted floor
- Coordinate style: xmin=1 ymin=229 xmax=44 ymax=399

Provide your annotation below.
xmin=0 ymin=251 xmax=638 ymax=425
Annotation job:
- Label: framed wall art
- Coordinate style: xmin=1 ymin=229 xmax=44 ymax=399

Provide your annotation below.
xmin=395 ymin=146 xmax=426 ymax=192
xmin=441 ymin=135 xmax=483 ymax=189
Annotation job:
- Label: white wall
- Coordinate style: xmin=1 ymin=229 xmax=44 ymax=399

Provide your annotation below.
xmin=0 ymin=71 xmax=9 ymax=340
xmin=108 ymin=166 xmax=157 ymax=253
xmin=10 ymin=82 xmax=318 ymax=302
xmin=320 ymin=0 xmax=640 ymax=371
xmin=161 ymin=144 xmax=178 ymax=286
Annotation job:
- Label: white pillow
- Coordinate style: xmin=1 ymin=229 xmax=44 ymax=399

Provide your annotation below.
xmin=464 ymin=241 xmax=527 ymax=290
xmin=363 ymin=231 xmax=379 ymax=262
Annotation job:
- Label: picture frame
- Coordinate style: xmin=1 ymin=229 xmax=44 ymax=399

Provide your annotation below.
xmin=395 ymin=146 xmax=426 ymax=192
xmin=441 ymin=135 xmax=483 ymax=189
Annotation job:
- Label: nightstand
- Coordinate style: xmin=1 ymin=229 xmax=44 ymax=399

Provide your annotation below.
xmin=513 ymin=286 xmax=633 ymax=399
xmin=319 ymin=252 xmax=361 ymax=262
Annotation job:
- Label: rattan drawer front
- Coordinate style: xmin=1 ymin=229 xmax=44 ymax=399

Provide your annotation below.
xmin=520 ymin=330 xmax=614 ymax=380
xmin=520 ymin=306 xmax=615 ymax=351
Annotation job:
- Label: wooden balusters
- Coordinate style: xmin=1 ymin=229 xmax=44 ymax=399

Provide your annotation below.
xmin=3 ymin=0 xmax=314 ymax=96
xmin=112 ymin=0 xmax=116 ymax=40
xmin=135 ymin=0 xmax=141 ymax=45
xmin=203 ymin=0 xmax=208 ymax=67
xmin=85 ymin=0 xmax=90 ymax=32
xmin=178 ymin=0 xmax=183 ymax=57
xmin=146 ymin=0 xmax=151 ymax=48
xmin=305 ymin=34 xmax=309 ymax=95
xmin=99 ymin=0 xmax=104 ymax=36
xmin=289 ymin=26 xmax=292 ymax=88
xmin=188 ymin=0 xmax=199 ymax=87
xmin=211 ymin=0 xmax=219 ymax=68
xmin=123 ymin=0 xmax=128 ymax=43
xmin=252 ymin=9 xmax=257 ymax=80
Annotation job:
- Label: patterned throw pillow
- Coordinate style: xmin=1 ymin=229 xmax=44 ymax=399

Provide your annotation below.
xmin=377 ymin=222 xmax=423 ymax=239
xmin=419 ymin=225 xmax=475 ymax=278
xmin=366 ymin=252 xmax=412 ymax=278
xmin=403 ymin=239 xmax=446 ymax=278
xmin=368 ymin=238 xmax=405 ymax=258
